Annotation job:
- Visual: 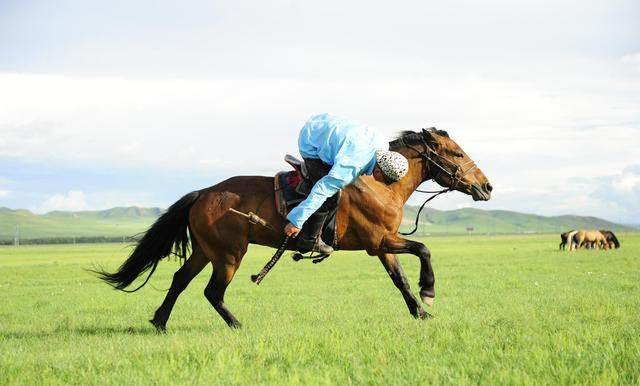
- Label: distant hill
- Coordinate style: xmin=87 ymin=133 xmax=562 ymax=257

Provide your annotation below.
xmin=0 ymin=206 xmax=634 ymax=242
xmin=400 ymin=206 xmax=634 ymax=235
xmin=0 ymin=207 xmax=162 ymax=241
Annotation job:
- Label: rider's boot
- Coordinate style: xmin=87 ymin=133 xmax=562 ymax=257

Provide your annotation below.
xmin=296 ymin=211 xmax=334 ymax=255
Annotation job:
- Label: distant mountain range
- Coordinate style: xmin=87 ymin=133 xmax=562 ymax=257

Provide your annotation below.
xmin=0 ymin=207 xmax=163 ymax=241
xmin=401 ymin=207 xmax=634 ymax=235
xmin=0 ymin=206 xmax=634 ymax=242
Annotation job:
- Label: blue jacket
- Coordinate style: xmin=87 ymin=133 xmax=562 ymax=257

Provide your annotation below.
xmin=286 ymin=113 xmax=388 ymax=228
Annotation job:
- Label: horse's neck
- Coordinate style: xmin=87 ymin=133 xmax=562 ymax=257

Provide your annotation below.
xmin=390 ymin=151 xmax=428 ymax=203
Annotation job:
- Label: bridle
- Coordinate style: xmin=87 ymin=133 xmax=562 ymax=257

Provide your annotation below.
xmin=401 ymin=129 xmax=478 ymax=190
xmin=395 ymin=129 xmax=478 ymax=236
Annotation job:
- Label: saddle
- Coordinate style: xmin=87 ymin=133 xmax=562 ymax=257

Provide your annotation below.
xmin=274 ymin=155 xmax=338 ymax=249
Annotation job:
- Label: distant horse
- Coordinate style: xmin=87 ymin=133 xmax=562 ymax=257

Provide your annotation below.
xmin=96 ymin=128 xmax=492 ymax=330
xmin=559 ymin=230 xmax=575 ymax=250
xmin=572 ymin=230 xmax=610 ymax=250
xmin=566 ymin=230 xmax=580 ymax=251
xmin=599 ymin=230 xmax=620 ymax=249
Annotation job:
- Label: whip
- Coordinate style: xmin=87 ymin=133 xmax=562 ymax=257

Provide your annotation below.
xmin=250 ymin=235 xmax=291 ymax=285
xmin=227 ymin=208 xmax=290 ymax=284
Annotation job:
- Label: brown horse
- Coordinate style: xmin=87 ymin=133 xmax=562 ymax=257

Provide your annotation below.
xmin=96 ymin=128 xmax=492 ymax=330
xmin=600 ymin=230 xmax=620 ymax=249
xmin=571 ymin=230 xmax=610 ymax=250
xmin=559 ymin=230 xmax=575 ymax=250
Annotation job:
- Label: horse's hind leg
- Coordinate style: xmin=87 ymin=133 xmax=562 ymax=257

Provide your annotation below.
xmin=204 ymin=253 xmax=244 ymax=328
xmin=150 ymin=247 xmax=208 ymax=332
xmin=378 ymin=253 xmax=429 ymax=319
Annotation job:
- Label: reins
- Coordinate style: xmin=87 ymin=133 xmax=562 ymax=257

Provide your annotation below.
xmin=397 ymin=130 xmax=478 ymax=236
xmin=400 ymin=188 xmax=451 ymax=236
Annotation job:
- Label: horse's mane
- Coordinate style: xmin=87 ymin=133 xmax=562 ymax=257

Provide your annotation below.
xmin=389 ymin=128 xmax=449 ymax=150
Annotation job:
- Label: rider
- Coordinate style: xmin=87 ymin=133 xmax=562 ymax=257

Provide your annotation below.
xmin=284 ymin=113 xmax=410 ymax=255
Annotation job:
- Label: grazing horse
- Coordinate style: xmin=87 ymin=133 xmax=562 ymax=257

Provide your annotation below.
xmin=559 ymin=230 xmax=575 ymax=250
xmin=572 ymin=230 xmax=610 ymax=250
xmin=96 ymin=128 xmax=492 ymax=330
xmin=566 ymin=230 xmax=580 ymax=251
xmin=599 ymin=230 xmax=620 ymax=249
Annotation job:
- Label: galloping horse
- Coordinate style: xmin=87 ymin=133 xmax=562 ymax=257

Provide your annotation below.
xmin=97 ymin=128 xmax=492 ymax=330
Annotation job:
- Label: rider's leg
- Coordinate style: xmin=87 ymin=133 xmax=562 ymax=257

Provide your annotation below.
xmin=295 ymin=158 xmax=337 ymax=254
xmin=304 ymin=158 xmax=332 ymax=181
xmin=295 ymin=194 xmax=337 ymax=254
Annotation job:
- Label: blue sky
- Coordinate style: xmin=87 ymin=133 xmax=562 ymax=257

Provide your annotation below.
xmin=0 ymin=0 xmax=639 ymax=223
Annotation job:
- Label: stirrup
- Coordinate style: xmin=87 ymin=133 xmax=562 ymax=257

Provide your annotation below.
xmin=297 ymin=236 xmax=334 ymax=255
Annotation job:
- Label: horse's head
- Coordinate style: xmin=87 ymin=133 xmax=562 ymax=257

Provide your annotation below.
xmin=600 ymin=230 xmax=620 ymax=249
xmin=391 ymin=128 xmax=492 ymax=201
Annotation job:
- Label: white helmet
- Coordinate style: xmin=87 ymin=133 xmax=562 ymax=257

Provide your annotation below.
xmin=375 ymin=150 xmax=409 ymax=181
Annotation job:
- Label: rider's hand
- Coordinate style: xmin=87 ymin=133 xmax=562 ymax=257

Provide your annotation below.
xmin=284 ymin=223 xmax=301 ymax=237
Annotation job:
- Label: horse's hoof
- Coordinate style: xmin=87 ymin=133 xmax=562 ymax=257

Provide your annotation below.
xmin=292 ymin=253 xmax=304 ymax=261
xmin=149 ymin=319 xmax=167 ymax=333
xmin=421 ymin=295 xmax=434 ymax=307
xmin=419 ymin=289 xmax=435 ymax=307
xmin=417 ymin=310 xmax=433 ymax=320
xmin=312 ymin=254 xmax=330 ymax=264
xmin=227 ymin=321 xmax=242 ymax=329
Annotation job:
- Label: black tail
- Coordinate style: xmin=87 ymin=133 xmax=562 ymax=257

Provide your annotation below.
xmin=95 ymin=191 xmax=200 ymax=292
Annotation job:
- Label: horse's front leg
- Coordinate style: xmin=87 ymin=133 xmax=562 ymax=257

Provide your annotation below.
xmin=377 ymin=253 xmax=429 ymax=319
xmin=381 ymin=235 xmax=435 ymax=307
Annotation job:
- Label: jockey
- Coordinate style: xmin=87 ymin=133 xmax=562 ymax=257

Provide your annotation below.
xmin=284 ymin=113 xmax=409 ymax=255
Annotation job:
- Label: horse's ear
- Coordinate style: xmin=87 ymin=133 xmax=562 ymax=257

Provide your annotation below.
xmin=421 ymin=127 xmax=435 ymax=135
xmin=421 ymin=127 xmax=441 ymax=144
xmin=422 ymin=127 xmax=449 ymax=137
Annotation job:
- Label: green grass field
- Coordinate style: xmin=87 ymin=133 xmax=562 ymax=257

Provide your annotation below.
xmin=1 ymin=234 xmax=639 ymax=385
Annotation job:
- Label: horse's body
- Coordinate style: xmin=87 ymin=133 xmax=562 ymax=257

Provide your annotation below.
xmin=559 ymin=230 xmax=575 ymax=250
xmin=600 ymin=230 xmax=620 ymax=249
xmin=571 ymin=230 xmax=609 ymax=250
xmin=97 ymin=129 xmax=492 ymax=330
xmin=562 ymin=230 xmax=620 ymax=251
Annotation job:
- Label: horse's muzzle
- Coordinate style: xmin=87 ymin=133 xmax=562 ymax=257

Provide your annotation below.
xmin=471 ymin=182 xmax=492 ymax=201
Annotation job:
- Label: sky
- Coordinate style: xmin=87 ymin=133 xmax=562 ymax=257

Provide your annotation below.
xmin=0 ymin=0 xmax=639 ymax=223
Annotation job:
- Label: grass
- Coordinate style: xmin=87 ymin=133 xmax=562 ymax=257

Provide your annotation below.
xmin=0 ymin=233 xmax=638 ymax=385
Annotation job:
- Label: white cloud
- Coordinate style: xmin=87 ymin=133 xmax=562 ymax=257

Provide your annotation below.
xmin=612 ymin=173 xmax=640 ymax=193
xmin=34 ymin=190 xmax=168 ymax=214
xmin=40 ymin=191 xmax=88 ymax=212
xmin=84 ymin=191 xmax=166 ymax=210
xmin=587 ymin=165 xmax=640 ymax=222
xmin=621 ymin=52 xmax=640 ymax=72
xmin=0 ymin=176 xmax=13 ymax=201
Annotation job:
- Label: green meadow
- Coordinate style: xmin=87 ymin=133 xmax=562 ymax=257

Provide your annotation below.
xmin=1 ymin=233 xmax=638 ymax=385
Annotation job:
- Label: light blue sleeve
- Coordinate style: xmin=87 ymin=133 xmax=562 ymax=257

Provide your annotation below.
xmin=285 ymin=171 xmax=350 ymax=228
xmin=286 ymin=155 xmax=360 ymax=228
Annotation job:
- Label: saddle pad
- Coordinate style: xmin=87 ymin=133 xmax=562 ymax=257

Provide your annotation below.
xmin=274 ymin=170 xmax=338 ymax=248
